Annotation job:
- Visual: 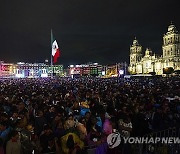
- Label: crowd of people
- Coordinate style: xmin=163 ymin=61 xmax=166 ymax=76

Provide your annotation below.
xmin=0 ymin=76 xmax=179 ymax=154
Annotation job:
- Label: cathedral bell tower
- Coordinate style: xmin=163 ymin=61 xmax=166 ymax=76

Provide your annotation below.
xmin=162 ymin=22 xmax=180 ymax=69
xmin=129 ymin=37 xmax=143 ymax=74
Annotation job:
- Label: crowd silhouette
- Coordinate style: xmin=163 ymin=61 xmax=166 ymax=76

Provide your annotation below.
xmin=0 ymin=76 xmax=179 ymax=154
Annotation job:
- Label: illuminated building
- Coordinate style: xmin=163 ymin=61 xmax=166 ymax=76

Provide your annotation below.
xmin=0 ymin=61 xmax=16 ymax=78
xmin=105 ymin=65 xmax=118 ymax=77
xmin=0 ymin=61 xmax=63 ymax=78
xmin=103 ymin=63 xmax=128 ymax=77
xmin=68 ymin=63 xmax=102 ymax=77
xmin=15 ymin=62 xmax=63 ymax=78
xmin=128 ymin=23 xmax=180 ymax=75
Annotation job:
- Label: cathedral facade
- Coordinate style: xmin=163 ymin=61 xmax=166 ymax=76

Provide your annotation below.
xmin=128 ymin=23 xmax=180 ymax=75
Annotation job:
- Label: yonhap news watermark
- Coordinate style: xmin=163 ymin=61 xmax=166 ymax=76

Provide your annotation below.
xmin=107 ymin=132 xmax=180 ymax=148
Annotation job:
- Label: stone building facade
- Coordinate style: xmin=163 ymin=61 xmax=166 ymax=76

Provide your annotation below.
xmin=128 ymin=23 xmax=180 ymax=75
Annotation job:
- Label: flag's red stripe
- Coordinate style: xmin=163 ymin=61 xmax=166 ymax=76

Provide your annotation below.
xmin=53 ymin=49 xmax=60 ymax=63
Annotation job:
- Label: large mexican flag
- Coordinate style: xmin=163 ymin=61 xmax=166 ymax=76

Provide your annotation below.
xmin=51 ymin=30 xmax=60 ymax=64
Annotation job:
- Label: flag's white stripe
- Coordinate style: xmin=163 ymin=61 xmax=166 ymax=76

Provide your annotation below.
xmin=52 ymin=40 xmax=59 ymax=56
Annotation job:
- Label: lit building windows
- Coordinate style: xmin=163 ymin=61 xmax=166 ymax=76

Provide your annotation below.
xmin=129 ymin=23 xmax=179 ymax=75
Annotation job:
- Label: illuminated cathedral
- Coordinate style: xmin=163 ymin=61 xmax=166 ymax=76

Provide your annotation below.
xmin=128 ymin=23 xmax=180 ymax=75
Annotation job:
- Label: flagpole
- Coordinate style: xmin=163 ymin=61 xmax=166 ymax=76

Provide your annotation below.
xmin=50 ymin=29 xmax=53 ymax=77
xmin=50 ymin=29 xmax=53 ymax=66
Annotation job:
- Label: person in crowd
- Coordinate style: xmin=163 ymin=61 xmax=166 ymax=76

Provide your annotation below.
xmin=6 ymin=130 xmax=21 ymax=154
xmin=34 ymin=110 xmax=47 ymax=136
xmin=0 ymin=137 xmax=4 ymax=154
xmin=40 ymin=124 xmax=55 ymax=153
xmin=0 ymin=121 xmax=12 ymax=143
xmin=21 ymin=124 xmax=38 ymax=153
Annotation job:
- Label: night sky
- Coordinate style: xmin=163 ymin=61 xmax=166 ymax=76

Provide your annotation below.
xmin=0 ymin=0 xmax=179 ymax=66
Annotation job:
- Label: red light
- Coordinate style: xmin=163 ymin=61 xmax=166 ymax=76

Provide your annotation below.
xmin=1 ymin=65 xmax=5 ymax=71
